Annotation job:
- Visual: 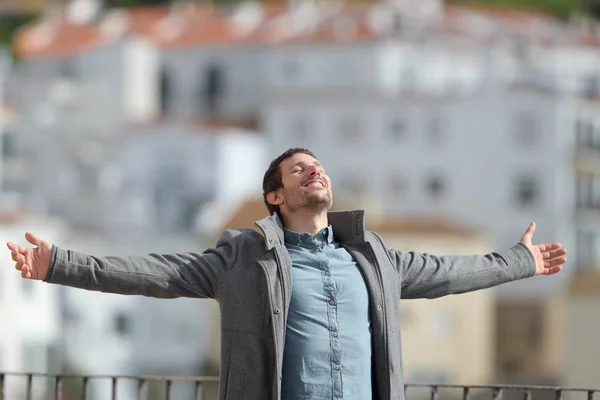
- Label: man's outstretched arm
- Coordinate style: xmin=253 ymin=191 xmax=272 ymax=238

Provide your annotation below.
xmin=380 ymin=222 xmax=567 ymax=299
xmin=7 ymin=230 xmax=243 ymax=299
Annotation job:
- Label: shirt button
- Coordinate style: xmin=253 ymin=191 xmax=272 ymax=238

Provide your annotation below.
xmin=335 ymin=364 xmax=341 ymax=370
xmin=331 ymin=331 xmax=338 ymax=337
xmin=323 ymin=271 xmax=330 ymax=276
xmin=329 ymin=299 xmax=335 ymax=305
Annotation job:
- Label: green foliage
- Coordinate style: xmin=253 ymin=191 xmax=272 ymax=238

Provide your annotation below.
xmin=447 ymin=0 xmax=582 ymax=19
xmin=106 ymin=0 xmax=169 ymax=7
xmin=0 ymin=13 xmax=38 ymax=48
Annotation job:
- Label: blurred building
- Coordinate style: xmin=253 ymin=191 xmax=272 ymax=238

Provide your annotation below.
xmin=563 ymin=270 xmax=600 ymax=389
xmin=6 ymin=0 xmax=600 ymax=388
xmin=0 ymin=208 xmax=67 ymax=398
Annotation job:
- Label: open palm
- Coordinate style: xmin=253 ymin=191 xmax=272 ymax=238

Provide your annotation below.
xmin=6 ymin=232 xmax=53 ymax=280
xmin=519 ymin=222 xmax=567 ymax=275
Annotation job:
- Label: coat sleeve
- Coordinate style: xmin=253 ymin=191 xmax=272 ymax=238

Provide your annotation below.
xmin=372 ymin=233 xmax=537 ymax=299
xmin=43 ymin=229 xmax=244 ymax=299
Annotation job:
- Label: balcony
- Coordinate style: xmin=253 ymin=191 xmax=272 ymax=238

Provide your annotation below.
xmin=2 ymin=373 xmax=600 ymax=400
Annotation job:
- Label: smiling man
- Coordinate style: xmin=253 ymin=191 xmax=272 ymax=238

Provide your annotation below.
xmin=7 ymin=147 xmax=567 ymax=400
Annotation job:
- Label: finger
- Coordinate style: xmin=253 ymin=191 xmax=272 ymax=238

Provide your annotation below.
xmin=540 ymin=265 xmax=562 ymax=275
xmin=542 ymin=248 xmax=567 ymax=259
xmin=25 ymin=232 xmax=41 ymax=247
xmin=13 ymin=253 xmax=25 ymax=264
xmin=544 ymin=257 xmax=567 ymax=268
xmin=21 ymin=265 xmax=31 ymax=279
xmin=520 ymin=222 xmax=536 ymax=243
xmin=15 ymin=259 xmax=26 ymax=271
xmin=7 ymin=242 xmax=25 ymax=253
xmin=12 ymin=251 xmax=25 ymax=262
xmin=537 ymin=242 xmax=562 ymax=252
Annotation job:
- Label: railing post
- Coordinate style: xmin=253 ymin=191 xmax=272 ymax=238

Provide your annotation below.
xmin=556 ymin=389 xmax=563 ymax=400
xmin=82 ymin=376 xmax=89 ymax=400
xmin=524 ymin=390 xmax=532 ymax=400
xmin=194 ymin=382 xmax=201 ymax=400
xmin=493 ymin=387 xmax=503 ymax=400
xmin=165 ymin=379 xmax=172 ymax=400
xmin=54 ymin=376 xmax=63 ymax=400
xmin=463 ymin=387 xmax=469 ymax=400
xmin=138 ymin=378 xmax=147 ymax=400
xmin=431 ymin=386 xmax=438 ymax=400
xmin=25 ymin=374 xmax=32 ymax=400
xmin=590 ymin=391 xmax=596 ymax=400
xmin=111 ymin=377 xmax=117 ymax=400
xmin=0 ymin=373 xmax=4 ymax=400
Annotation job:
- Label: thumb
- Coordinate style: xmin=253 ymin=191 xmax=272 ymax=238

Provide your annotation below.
xmin=25 ymin=232 xmax=42 ymax=247
xmin=520 ymin=222 xmax=536 ymax=245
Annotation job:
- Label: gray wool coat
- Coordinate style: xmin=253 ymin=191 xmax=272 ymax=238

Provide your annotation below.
xmin=44 ymin=210 xmax=536 ymax=400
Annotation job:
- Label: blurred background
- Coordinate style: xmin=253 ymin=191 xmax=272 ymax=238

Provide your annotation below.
xmin=1 ymin=0 xmax=600 ymax=398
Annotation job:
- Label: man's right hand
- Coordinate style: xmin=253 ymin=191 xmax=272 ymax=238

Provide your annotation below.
xmin=6 ymin=232 xmax=53 ymax=280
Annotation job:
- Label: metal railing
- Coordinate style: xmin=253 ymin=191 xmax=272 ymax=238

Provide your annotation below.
xmin=1 ymin=373 xmax=600 ymax=400
xmin=0 ymin=372 xmax=219 ymax=400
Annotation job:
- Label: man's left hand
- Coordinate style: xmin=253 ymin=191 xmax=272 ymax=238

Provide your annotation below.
xmin=520 ymin=222 xmax=567 ymax=276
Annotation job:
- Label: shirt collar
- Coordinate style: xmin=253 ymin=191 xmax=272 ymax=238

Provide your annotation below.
xmin=284 ymin=225 xmax=335 ymax=246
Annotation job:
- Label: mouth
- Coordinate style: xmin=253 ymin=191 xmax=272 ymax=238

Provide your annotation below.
xmin=303 ymin=180 xmax=326 ymax=188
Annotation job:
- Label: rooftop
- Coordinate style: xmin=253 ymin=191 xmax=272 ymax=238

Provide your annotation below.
xmin=11 ymin=0 xmax=597 ymax=59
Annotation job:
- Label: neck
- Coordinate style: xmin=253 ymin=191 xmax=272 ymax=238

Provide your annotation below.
xmin=280 ymin=209 xmax=329 ymax=237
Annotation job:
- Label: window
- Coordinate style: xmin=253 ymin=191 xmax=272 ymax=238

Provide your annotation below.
xmin=426 ymin=174 xmax=445 ymax=199
xmin=515 ymin=110 xmax=539 ymax=147
xmin=203 ymin=64 xmax=224 ymax=113
xmin=515 ymin=175 xmax=539 ymax=207
xmin=575 ymin=116 xmax=599 ymax=150
xmin=61 ymin=59 xmax=77 ymax=79
xmin=391 ymin=13 xmax=403 ymax=34
xmin=576 ymin=230 xmax=596 ymax=269
xmin=1 ymin=129 xmax=18 ymax=159
xmin=583 ymin=75 xmax=600 ymax=98
xmin=576 ymin=173 xmax=594 ymax=209
xmin=159 ymin=68 xmax=172 ymax=114
xmin=114 ymin=313 xmax=130 ymax=335
xmin=388 ymin=117 xmax=406 ymax=142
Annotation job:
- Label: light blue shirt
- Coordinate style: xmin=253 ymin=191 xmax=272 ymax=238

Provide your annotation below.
xmin=281 ymin=226 xmax=372 ymax=400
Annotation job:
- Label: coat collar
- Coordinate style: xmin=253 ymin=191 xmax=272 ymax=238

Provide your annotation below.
xmin=254 ymin=210 xmax=367 ymax=250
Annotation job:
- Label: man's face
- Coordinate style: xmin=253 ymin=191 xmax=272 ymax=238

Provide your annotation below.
xmin=275 ymin=153 xmax=333 ymax=214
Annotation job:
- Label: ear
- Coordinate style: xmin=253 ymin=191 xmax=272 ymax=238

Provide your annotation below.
xmin=267 ymin=190 xmax=284 ymax=207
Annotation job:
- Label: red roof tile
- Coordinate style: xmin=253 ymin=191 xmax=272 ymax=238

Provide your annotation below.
xmin=13 ymin=18 xmax=105 ymax=59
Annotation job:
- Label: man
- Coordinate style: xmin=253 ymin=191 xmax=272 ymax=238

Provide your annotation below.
xmin=7 ymin=148 xmax=566 ymax=400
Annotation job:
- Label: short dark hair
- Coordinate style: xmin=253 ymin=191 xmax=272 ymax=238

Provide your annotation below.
xmin=262 ymin=147 xmax=316 ymax=215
